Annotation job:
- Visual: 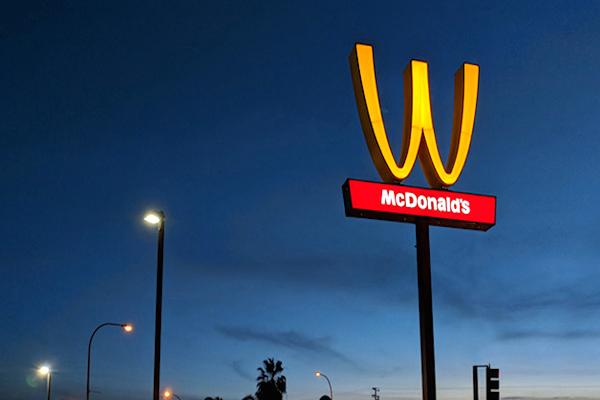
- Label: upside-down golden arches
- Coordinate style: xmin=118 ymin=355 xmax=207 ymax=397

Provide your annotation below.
xmin=349 ymin=43 xmax=479 ymax=188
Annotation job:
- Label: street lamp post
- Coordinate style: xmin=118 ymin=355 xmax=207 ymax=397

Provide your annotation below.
xmin=144 ymin=211 xmax=166 ymax=400
xmin=86 ymin=322 xmax=133 ymax=400
xmin=315 ymin=371 xmax=333 ymax=400
xmin=38 ymin=366 xmax=51 ymax=400
xmin=164 ymin=389 xmax=183 ymax=400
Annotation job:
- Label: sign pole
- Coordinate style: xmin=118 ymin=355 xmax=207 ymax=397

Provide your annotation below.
xmin=415 ymin=220 xmax=436 ymax=400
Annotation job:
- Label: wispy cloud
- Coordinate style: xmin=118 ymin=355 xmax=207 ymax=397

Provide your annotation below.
xmin=497 ymin=329 xmax=600 ymax=341
xmin=216 ymin=325 xmax=361 ymax=369
xmin=230 ymin=359 xmax=255 ymax=381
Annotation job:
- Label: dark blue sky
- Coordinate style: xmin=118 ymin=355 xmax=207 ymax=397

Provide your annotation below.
xmin=3 ymin=1 xmax=600 ymax=399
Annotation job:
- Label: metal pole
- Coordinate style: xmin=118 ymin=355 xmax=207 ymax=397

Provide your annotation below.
xmin=153 ymin=214 xmax=165 ymax=400
xmin=473 ymin=366 xmax=479 ymax=400
xmin=46 ymin=371 xmax=52 ymax=400
xmin=86 ymin=322 xmax=125 ymax=400
xmin=321 ymin=373 xmax=333 ymax=399
xmin=416 ymin=221 xmax=436 ymax=400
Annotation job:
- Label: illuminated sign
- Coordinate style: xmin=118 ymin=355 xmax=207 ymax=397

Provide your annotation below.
xmin=343 ymin=179 xmax=495 ymax=231
xmin=345 ymin=43 xmax=495 ymax=230
xmin=349 ymin=43 xmax=479 ymax=188
xmin=343 ymin=43 xmax=495 ymax=400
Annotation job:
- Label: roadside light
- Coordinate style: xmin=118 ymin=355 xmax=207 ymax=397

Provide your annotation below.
xmin=314 ymin=371 xmax=333 ymax=399
xmin=38 ymin=365 xmax=52 ymax=400
xmin=38 ymin=366 xmax=50 ymax=376
xmin=163 ymin=389 xmax=182 ymax=400
xmin=144 ymin=212 xmax=162 ymax=225
xmin=87 ymin=322 xmax=134 ymax=400
xmin=143 ymin=208 xmax=166 ymax=400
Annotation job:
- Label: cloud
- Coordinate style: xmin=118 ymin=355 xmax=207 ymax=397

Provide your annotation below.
xmin=183 ymin=245 xmax=418 ymax=310
xmin=216 ymin=325 xmax=361 ymax=369
xmin=230 ymin=359 xmax=255 ymax=382
xmin=184 ymin=223 xmax=600 ymax=340
xmin=436 ymin=280 xmax=600 ymax=323
xmin=497 ymin=329 xmax=600 ymax=341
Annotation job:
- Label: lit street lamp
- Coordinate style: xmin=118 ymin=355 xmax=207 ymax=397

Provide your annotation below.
xmin=38 ymin=365 xmax=52 ymax=400
xmin=315 ymin=371 xmax=333 ymax=400
xmin=145 ymin=210 xmax=166 ymax=400
xmin=164 ymin=389 xmax=183 ymax=400
xmin=86 ymin=322 xmax=133 ymax=400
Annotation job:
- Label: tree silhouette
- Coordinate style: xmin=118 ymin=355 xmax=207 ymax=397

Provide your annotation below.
xmin=255 ymin=358 xmax=286 ymax=400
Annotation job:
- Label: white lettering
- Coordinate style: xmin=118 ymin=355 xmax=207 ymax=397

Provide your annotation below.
xmin=437 ymin=197 xmax=447 ymax=212
xmin=461 ymin=200 xmax=470 ymax=214
xmin=381 ymin=189 xmax=396 ymax=206
xmin=380 ymin=189 xmax=471 ymax=216
xmin=450 ymin=199 xmax=461 ymax=213
xmin=396 ymin=193 xmax=405 ymax=207
xmin=406 ymin=192 xmax=417 ymax=208
xmin=427 ymin=196 xmax=438 ymax=211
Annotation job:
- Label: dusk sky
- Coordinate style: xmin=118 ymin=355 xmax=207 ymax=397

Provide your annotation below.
xmin=3 ymin=1 xmax=600 ymax=400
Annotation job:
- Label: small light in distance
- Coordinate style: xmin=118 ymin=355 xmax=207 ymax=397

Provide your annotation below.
xmin=122 ymin=324 xmax=134 ymax=333
xmin=164 ymin=390 xmax=172 ymax=398
xmin=315 ymin=371 xmax=321 ymax=377
xmin=38 ymin=366 xmax=50 ymax=376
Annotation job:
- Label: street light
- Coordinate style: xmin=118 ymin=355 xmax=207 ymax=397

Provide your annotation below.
xmin=315 ymin=371 xmax=333 ymax=400
xmin=38 ymin=365 xmax=52 ymax=400
xmin=144 ymin=213 xmax=162 ymax=225
xmin=163 ymin=389 xmax=183 ymax=400
xmin=86 ymin=322 xmax=133 ymax=400
xmin=144 ymin=210 xmax=165 ymax=400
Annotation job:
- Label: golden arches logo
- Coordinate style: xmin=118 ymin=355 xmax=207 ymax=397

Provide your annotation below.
xmin=349 ymin=43 xmax=480 ymax=188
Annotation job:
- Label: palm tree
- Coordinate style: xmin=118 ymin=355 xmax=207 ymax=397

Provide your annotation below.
xmin=255 ymin=358 xmax=286 ymax=400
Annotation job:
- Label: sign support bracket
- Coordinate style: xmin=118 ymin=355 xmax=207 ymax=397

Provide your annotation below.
xmin=416 ymin=220 xmax=436 ymax=400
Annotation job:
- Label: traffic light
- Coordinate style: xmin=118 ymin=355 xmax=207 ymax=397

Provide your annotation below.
xmin=486 ymin=367 xmax=500 ymax=400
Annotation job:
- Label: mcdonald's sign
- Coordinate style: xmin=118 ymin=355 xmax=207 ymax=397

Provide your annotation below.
xmin=343 ymin=43 xmax=496 ymax=230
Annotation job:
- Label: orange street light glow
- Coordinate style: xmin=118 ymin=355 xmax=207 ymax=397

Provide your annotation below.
xmin=315 ymin=371 xmax=321 ymax=377
xmin=122 ymin=324 xmax=133 ymax=332
xmin=164 ymin=390 xmax=172 ymax=398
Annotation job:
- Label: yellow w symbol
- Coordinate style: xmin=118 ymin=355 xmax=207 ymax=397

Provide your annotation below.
xmin=349 ymin=43 xmax=480 ymax=188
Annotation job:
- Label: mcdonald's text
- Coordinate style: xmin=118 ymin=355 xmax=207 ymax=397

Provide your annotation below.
xmin=342 ymin=179 xmax=495 ymax=231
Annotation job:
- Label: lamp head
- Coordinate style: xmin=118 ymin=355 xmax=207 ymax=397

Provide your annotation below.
xmin=38 ymin=366 xmax=50 ymax=376
xmin=315 ymin=371 xmax=321 ymax=377
xmin=164 ymin=390 xmax=172 ymax=398
xmin=122 ymin=323 xmax=134 ymax=333
xmin=144 ymin=211 xmax=164 ymax=225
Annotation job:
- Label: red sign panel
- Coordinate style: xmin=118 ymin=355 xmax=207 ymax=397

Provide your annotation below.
xmin=343 ymin=179 xmax=496 ymax=231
